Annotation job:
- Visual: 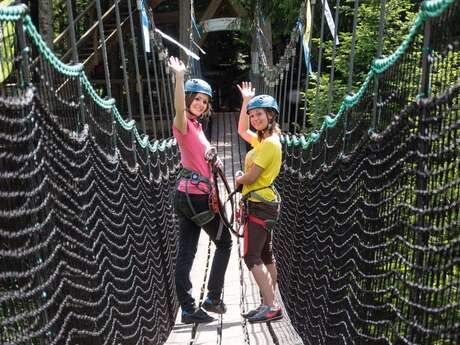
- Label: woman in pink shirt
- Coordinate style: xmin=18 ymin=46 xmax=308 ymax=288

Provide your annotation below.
xmin=168 ymin=56 xmax=232 ymax=324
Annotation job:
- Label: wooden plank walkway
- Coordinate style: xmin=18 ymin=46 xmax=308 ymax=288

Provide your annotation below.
xmin=165 ymin=113 xmax=304 ymax=345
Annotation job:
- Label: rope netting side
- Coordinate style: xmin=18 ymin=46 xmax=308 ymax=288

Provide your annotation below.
xmin=0 ymin=4 xmax=181 ymax=345
xmin=273 ymin=0 xmax=460 ymax=344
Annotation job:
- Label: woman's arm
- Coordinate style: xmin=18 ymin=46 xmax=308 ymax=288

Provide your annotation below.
xmin=237 ymin=82 xmax=257 ymax=144
xmin=168 ymin=56 xmax=187 ymax=134
xmin=236 ymin=164 xmax=263 ymax=187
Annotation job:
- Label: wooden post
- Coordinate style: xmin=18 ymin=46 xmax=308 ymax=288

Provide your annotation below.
xmin=179 ymin=0 xmax=191 ymax=62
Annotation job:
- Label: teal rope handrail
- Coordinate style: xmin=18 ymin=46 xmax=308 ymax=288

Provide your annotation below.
xmin=0 ymin=4 xmax=174 ymax=153
xmin=0 ymin=3 xmax=26 ymax=20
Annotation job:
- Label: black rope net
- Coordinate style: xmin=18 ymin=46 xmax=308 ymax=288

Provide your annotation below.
xmin=274 ymin=2 xmax=459 ymax=345
xmin=0 ymin=12 xmax=180 ymax=345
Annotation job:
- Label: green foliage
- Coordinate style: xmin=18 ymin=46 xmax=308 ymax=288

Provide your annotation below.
xmin=52 ymin=0 xmax=67 ymax=39
xmin=230 ymin=0 xmax=303 ymax=56
xmin=46 ymin=0 xmax=94 ymax=56
xmin=301 ymin=73 xmax=347 ymax=131
xmin=299 ymin=0 xmax=419 ymax=133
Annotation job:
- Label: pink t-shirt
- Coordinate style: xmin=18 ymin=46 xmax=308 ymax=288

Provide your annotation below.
xmin=173 ymin=118 xmax=212 ymax=194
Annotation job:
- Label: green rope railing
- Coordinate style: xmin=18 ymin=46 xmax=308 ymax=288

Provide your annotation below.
xmin=280 ymin=0 xmax=456 ymax=150
xmin=0 ymin=3 xmax=174 ymax=153
xmin=0 ymin=3 xmax=25 ymax=20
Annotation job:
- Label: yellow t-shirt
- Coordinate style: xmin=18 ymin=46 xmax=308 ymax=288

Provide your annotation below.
xmin=242 ymin=134 xmax=282 ymax=202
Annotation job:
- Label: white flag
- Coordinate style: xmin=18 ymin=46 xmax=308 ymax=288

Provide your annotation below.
xmin=155 ymin=28 xmax=200 ymax=60
xmin=322 ymin=0 xmax=339 ymax=45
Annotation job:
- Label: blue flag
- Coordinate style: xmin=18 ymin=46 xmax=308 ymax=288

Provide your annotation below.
xmin=140 ymin=0 xmax=150 ymax=52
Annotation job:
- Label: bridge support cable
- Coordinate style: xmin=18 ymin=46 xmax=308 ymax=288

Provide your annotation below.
xmin=282 ymin=57 xmax=290 ymax=131
xmin=286 ymin=45 xmax=297 ymax=133
xmin=136 ymin=1 xmax=157 ymax=137
xmin=148 ymin=15 xmax=166 ymax=138
xmin=158 ymin=53 xmax=172 ymax=137
xmin=301 ymin=0 xmax=316 ymax=130
xmin=17 ymin=14 xmax=30 ymax=88
xmin=341 ymin=0 xmax=360 ymax=156
xmin=95 ymin=0 xmax=112 ymax=98
xmin=294 ymin=28 xmax=304 ymax=134
xmin=326 ymin=0 xmax=341 ymax=116
xmin=114 ymin=0 xmax=133 ymax=121
xmin=312 ymin=0 xmax=327 ymax=131
xmin=126 ymin=0 xmax=146 ymax=134
xmin=165 ymin=66 xmax=175 ymax=134
xmin=346 ymin=0 xmax=359 ymax=95
xmin=371 ymin=0 xmax=387 ymax=131
xmin=65 ymin=0 xmax=86 ymax=127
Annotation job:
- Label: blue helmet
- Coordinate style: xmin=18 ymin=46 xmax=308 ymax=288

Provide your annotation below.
xmin=247 ymin=94 xmax=279 ymax=114
xmin=185 ymin=79 xmax=212 ymax=98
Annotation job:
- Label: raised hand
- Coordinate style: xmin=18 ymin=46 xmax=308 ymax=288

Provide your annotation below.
xmin=168 ymin=56 xmax=186 ymax=77
xmin=237 ymin=81 xmax=255 ymax=102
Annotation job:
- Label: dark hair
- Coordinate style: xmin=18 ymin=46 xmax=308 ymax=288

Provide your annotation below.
xmin=185 ymin=92 xmax=212 ymax=118
xmin=257 ymin=108 xmax=281 ymax=142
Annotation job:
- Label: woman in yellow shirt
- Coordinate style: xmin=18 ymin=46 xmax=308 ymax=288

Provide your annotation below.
xmin=235 ymin=82 xmax=283 ymax=323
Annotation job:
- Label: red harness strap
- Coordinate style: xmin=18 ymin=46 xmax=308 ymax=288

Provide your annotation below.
xmin=243 ymin=214 xmax=267 ymax=256
xmin=248 ymin=214 xmax=267 ymax=227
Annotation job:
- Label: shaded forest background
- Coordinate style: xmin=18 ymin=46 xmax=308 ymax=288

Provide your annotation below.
xmin=22 ymin=0 xmax=425 ymax=131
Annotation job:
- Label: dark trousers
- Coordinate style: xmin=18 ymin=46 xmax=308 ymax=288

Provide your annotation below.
xmin=243 ymin=201 xmax=278 ymax=269
xmin=174 ymin=191 xmax=232 ymax=312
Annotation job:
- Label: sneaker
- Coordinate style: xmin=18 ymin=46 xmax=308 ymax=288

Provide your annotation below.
xmin=241 ymin=304 xmax=263 ymax=319
xmin=181 ymin=308 xmax=215 ymax=324
xmin=247 ymin=305 xmax=283 ymax=323
xmin=202 ymin=297 xmax=227 ymax=314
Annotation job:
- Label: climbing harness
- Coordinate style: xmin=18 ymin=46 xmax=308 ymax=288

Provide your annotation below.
xmin=179 ymin=167 xmax=216 ymax=227
xmin=177 ymin=146 xmax=236 ymax=235
xmin=241 ymin=185 xmax=281 ymax=210
xmin=237 ymin=185 xmax=281 ymax=235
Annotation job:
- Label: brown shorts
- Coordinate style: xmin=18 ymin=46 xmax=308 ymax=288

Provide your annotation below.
xmin=243 ymin=201 xmax=279 ymax=270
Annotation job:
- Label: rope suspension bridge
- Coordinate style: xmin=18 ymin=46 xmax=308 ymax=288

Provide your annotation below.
xmin=0 ymin=0 xmax=458 ymax=344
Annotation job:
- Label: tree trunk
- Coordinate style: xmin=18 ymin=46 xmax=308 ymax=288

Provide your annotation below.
xmin=38 ymin=0 xmax=53 ymax=48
